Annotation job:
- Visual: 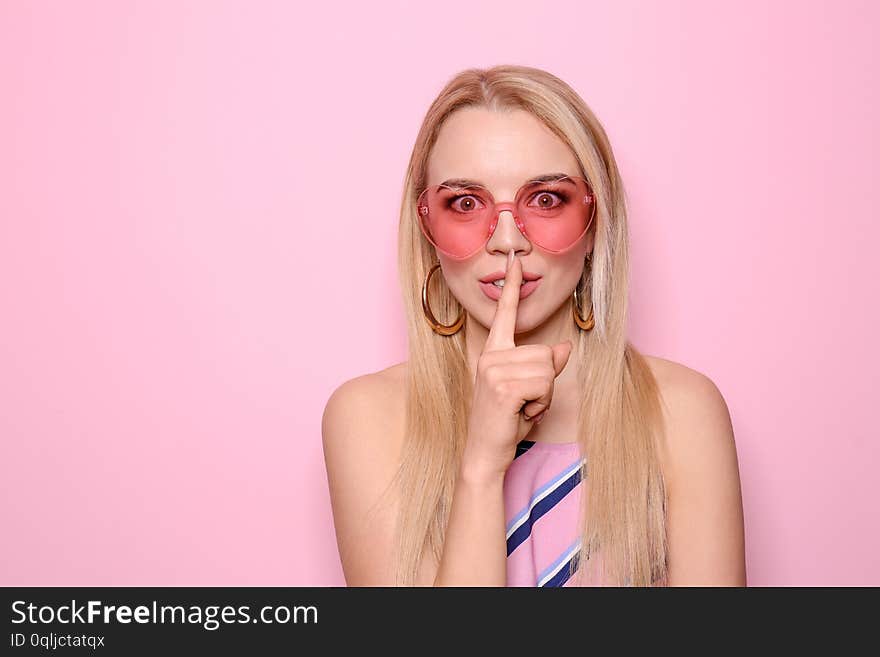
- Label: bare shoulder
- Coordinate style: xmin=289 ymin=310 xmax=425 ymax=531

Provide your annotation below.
xmin=321 ymin=361 xmax=408 ymax=586
xmin=322 ymin=361 xmax=407 ymax=442
xmin=321 ymin=359 xmax=408 ymax=483
xmin=642 ymin=354 xmax=736 ymax=477
xmin=642 ymin=354 xmax=746 ymax=585
xmin=643 ymin=355 xmax=732 ymax=430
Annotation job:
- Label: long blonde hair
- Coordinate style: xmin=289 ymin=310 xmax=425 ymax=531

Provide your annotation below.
xmin=384 ymin=65 xmax=668 ymax=586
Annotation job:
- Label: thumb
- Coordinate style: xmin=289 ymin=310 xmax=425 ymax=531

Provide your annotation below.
xmin=551 ymin=340 xmax=573 ymax=377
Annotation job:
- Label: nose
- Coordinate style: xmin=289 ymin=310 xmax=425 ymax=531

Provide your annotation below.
xmin=485 ymin=208 xmax=532 ymax=258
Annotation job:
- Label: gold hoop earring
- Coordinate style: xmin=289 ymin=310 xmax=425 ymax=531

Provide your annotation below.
xmin=422 ymin=263 xmax=465 ymax=336
xmin=573 ymin=287 xmax=595 ymax=331
xmin=573 ymin=253 xmax=595 ymax=331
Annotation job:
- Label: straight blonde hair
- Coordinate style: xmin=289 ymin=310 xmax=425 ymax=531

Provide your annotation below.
xmin=381 ymin=65 xmax=668 ymax=586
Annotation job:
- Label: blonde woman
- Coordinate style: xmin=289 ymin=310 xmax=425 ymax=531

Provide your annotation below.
xmin=322 ymin=65 xmax=746 ymax=587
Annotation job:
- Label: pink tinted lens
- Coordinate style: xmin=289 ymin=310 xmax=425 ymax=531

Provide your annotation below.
xmin=514 ymin=177 xmax=593 ymax=252
xmin=417 ymin=185 xmax=495 ymax=259
xmin=417 ymin=177 xmax=594 ymax=258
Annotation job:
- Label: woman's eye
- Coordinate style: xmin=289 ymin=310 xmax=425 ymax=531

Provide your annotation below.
xmin=450 ymin=195 xmax=483 ymax=212
xmin=529 ymin=191 xmax=566 ymax=209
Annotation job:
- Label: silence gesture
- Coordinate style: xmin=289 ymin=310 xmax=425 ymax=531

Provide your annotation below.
xmin=462 ymin=249 xmax=574 ymax=480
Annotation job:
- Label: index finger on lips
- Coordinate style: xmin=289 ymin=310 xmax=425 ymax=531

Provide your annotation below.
xmin=485 ymin=248 xmax=522 ymax=352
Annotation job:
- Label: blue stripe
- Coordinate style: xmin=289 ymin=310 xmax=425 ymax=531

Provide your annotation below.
xmin=506 ymin=467 xmax=582 ymax=556
xmin=506 ymin=458 xmax=584 ymax=535
xmin=542 ymin=550 xmax=580 ymax=587
xmin=514 ymin=440 xmax=535 ymax=460
xmin=539 ymin=539 xmax=582 ymax=587
xmin=537 ymin=538 xmax=581 ymax=584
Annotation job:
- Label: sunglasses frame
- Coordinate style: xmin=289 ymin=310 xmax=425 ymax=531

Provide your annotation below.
xmin=416 ymin=175 xmax=597 ymax=260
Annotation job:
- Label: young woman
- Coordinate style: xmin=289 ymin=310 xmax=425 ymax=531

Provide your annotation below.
xmin=322 ymin=65 xmax=746 ymax=587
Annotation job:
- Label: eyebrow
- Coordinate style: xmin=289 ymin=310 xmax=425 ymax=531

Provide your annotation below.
xmin=437 ymin=172 xmax=574 ymax=189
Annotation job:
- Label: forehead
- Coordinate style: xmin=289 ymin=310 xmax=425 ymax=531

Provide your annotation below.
xmin=426 ymin=106 xmax=581 ymax=190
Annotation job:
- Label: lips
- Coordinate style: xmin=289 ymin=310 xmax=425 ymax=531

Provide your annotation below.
xmin=478 ymin=270 xmax=542 ymax=283
xmin=479 ymin=278 xmax=541 ymax=301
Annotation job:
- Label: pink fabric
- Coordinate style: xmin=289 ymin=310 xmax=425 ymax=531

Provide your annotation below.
xmin=503 ymin=440 xmax=586 ymax=587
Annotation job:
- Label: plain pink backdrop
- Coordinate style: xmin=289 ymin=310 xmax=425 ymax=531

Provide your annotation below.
xmin=1 ymin=0 xmax=877 ymax=586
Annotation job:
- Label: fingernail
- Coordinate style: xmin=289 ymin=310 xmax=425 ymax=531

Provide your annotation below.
xmin=507 ymin=249 xmax=514 ymax=270
xmin=534 ymin=411 xmax=546 ymax=424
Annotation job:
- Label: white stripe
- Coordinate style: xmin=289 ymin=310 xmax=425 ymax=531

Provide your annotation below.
xmin=505 ymin=458 xmax=585 ymax=540
xmin=537 ymin=540 xmax=582 ymax=587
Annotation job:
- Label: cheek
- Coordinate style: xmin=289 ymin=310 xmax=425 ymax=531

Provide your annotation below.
xmin=445 ymin=275 xmax=471 ymax=302
xmin=436 ymin=256 xmax=475 ymax=298
xmin=548 ymin=253 xmax=588 ymax=289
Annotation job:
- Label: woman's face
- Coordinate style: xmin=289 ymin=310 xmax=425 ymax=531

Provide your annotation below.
xmin=424 ymin=106 xmax=595 ymax=335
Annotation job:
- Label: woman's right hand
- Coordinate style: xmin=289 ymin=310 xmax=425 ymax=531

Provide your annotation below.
xmin=462 ymin=248 xmax=574 ymax=481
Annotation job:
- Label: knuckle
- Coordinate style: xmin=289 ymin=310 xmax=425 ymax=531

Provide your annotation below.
xmin=477 ymin=355 xmax=499 ymax=378
xmin=493 ymin=379 xmax=512 ymax=398
xmin=482 ymin=364 xmax=499 ymax=385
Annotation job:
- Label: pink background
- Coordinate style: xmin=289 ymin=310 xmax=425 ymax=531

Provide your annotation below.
xmin=1 ymin=0 xmax=877 ymax=586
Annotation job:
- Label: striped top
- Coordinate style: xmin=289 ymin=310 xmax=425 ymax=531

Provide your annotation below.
xmin=504 ymin=438 xmax=586 ymax=587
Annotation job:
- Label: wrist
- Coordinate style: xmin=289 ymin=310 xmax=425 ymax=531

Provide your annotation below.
xmin=458 ymin=454 xmax=508 ymax=487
